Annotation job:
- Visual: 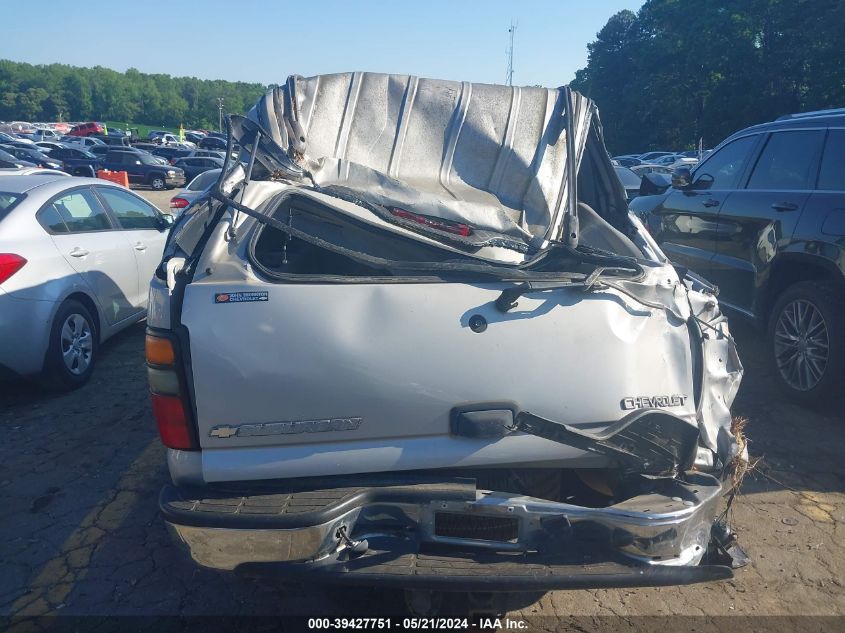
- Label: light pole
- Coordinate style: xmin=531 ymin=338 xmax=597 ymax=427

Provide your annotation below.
xmin=217 ymin=97 xmax=225 ymax=132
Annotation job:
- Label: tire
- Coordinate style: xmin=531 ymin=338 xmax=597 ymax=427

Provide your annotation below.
xmin=149 ymin=174 xmax=166 ymax=190
xmin=43 ymin=300 xmax=98 ymax=391
xmin=768 ymin=280 xmax=845 ymax=404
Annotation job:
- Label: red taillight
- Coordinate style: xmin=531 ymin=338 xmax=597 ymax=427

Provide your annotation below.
xmin=151 ymin=394 xmax=193 ymax=450
xmin=147 ymin=332 xmax=196 ymax=450
xmin=0 ymin=253 xmax=27 ymax=284
xmin=169 ymin=197 xmax=189 ymax=209
xmin=389 ymin=208 xmax=473 ymax=237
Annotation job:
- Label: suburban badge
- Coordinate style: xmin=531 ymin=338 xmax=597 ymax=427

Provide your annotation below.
xmin=209 ymin=417 xmax=363 ymax=438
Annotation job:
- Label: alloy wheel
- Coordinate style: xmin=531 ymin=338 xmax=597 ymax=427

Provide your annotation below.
xmin=60 ymin=313 xmax=93 ymax=375
xmin=773 ymin=299 xmax=829 ymax=391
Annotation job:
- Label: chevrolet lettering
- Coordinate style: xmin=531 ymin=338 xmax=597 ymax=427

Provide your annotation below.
xmin=621 ymin=395 xmax=689 ymax=410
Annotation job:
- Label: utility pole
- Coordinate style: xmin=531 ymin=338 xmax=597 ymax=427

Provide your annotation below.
xmin=217 ymin=97 xmax=225 ymax=132
xmin=505 ymin=21 xmax=517 ymax=86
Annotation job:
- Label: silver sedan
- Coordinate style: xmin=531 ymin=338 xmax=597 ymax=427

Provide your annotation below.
xmin=0 ymin=175 xmax=172 ymax=388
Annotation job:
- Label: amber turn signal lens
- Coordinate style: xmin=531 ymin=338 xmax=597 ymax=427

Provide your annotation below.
xmin=145 ymin=334 xmax=175 ymax=366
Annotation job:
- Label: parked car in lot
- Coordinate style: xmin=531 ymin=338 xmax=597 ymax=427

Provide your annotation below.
xmin=172 ymin=156 xmax=224 ymax=181
xmin=149 ymin=73 xmax=744 ymax=610
xmin=0 ymin=131 xmax=36 ymax=146
xmin=630 ymin=163 xmax=672 ymax=177
xmin=665 ymin=157 xmax=700 ymax=170
xmin=91 ymin=133 xmax=132 ymax=147
xmin=67 ymin=122 xmax=106 ymax=137
xmin=61 ymin=136 xmax=105 ymax=149
xmin=633 ymin=108 xmax=845 ymax=402
xmin=0 ymin=167 xmax=70 ymax=177
xmin=50 ymin=145 xmax=100 ymax=177
xmin=0 ymin=148 xmax=37 ymax=169
xmin=151 ymin=146 xmax=193 ymax=164
xmin=97 ymin=149 xmax=186 ymax=190
xmin=0 ymin=145 xmax=62 ymax=170
xmin=613 ymin=155 xmax=643 ymax=167
xmin=169 ymin=168 xmax=220 ymax=217
xmin=24 ymin=128 xmax=63 ymax=142
xmin=0 ymin=175 xmax=172 ymax=388
xmin=86 ymin=144 xmax=114 ymax=160
xmin=614 ymin=165 xmax=643 ymax=202
xmin=34 ymin=141 xmax=66 ymax=154
xmin=197 ymin=135 xmax=227 ymax=151
xmin=187 ymin=149 xmax=226 ymax=160
xmin=638 ymin=151 xmax=674 ymax=162
xmin=1 ymin=138 xmax=43 ymax=151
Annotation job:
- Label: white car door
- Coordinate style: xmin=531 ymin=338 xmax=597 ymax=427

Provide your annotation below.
xmin=44 ymin=187 xmax=140 ymax=325
xmin=94 ymin=186 xmax=169 ymax=308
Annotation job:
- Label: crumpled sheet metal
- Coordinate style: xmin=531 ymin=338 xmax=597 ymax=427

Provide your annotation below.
xmin=687 ymin=289 xmax=744 ymax=462
xmin=248 ymin=72 xmax=594 ymax=247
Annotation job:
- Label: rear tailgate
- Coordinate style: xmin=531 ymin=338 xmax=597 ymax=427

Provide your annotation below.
xmin=181 ymin=276 xmax=697 ymax=481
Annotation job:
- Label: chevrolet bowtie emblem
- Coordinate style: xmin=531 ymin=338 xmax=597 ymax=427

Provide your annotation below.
xmin=209 ymin=426 xmax=238 ymax=438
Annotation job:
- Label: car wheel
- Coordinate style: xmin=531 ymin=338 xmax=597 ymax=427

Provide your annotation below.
xmin=43 ymin=300 xmax=98 ymax=390
xmin=150 ymin=175 xmax=166 ymax=190
xmin=768 ymin=280 xmax=845 ymax=403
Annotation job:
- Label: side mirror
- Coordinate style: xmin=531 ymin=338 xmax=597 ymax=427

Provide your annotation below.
xmin=671 ymin=167 xmax=692 ymax=189
xmin=157 ymin=214 xmax=174 ymax=229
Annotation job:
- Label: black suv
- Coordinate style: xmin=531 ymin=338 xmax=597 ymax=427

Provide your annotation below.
xmin=98 ymin=149 xmax=185 ymax=190
xmin=632 ymin=109 xmax=845 ymax=402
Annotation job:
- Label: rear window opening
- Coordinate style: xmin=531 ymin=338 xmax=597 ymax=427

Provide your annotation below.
xmin=248 ymin=191 xmax=643 ymax=283
xmin=249 ymin=192 xmax=513 ymax=280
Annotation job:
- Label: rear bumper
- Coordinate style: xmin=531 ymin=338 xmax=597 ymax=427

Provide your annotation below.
xmin=166 ymin=174 xmax=186 ymax=187
xmin=161 ymin=471 xmax=733 ymax=590
xmin=0 ymin=289 xmax=52 ymax=376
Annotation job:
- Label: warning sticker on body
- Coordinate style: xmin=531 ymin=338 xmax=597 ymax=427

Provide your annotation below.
xmin=214 ymin=291 xmax=269 ymax=304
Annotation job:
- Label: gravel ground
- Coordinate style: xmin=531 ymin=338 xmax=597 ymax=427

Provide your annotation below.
xmin=1 ymin=187 xmax=843 ymax=626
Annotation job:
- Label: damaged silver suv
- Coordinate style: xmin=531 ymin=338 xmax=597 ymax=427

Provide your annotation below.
xmin=147 ymin=73 xmax=746 ymax=606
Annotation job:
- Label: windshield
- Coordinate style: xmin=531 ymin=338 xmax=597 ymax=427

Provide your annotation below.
xmin=615 ymin=166 xmax=642 ymax=187
xmin=0 ymin=192 xmax=24 ymax=222
xmin=187 ymin=169 xmax=221 ymax=191
xmin=139 ymin=154 xmax=159 ymax=165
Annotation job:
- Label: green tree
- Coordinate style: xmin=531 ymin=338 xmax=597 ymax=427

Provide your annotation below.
xmin=572 ymin=0 xmax=845 ymax=153
xmin=0 ymin=59 xmax=266 ymax=127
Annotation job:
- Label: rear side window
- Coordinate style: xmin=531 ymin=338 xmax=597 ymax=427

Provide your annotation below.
xmin=48 ymin=190 xmax=112 ymax=232
xmin=0 ymin=192 xmax=24 ymax=223
xmin=694 ymin=135 xmax=758 ymax=190
xmin=97 ymin=187 xmax=160 ymax=229
xmin=818 ymin=130 xmax=845 ymax=190
xmin=747 ymin=130 xmax=824 ymax=190
xmin=37 ymin=205 xmax=69 ymax=233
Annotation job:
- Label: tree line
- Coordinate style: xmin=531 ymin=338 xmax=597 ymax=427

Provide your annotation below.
xmin=570 ymin=0 xmax=845 ymax=154
xmin=0 ymin=59 xmax=269 ymax=130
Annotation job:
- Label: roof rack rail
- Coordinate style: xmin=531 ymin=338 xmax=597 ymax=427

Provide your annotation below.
xmin=776 ymin=107 xmax=845 ymax=121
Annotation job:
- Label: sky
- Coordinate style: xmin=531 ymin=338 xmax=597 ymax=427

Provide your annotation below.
xmin=0 ymin=0 xmax=644 ymax=87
